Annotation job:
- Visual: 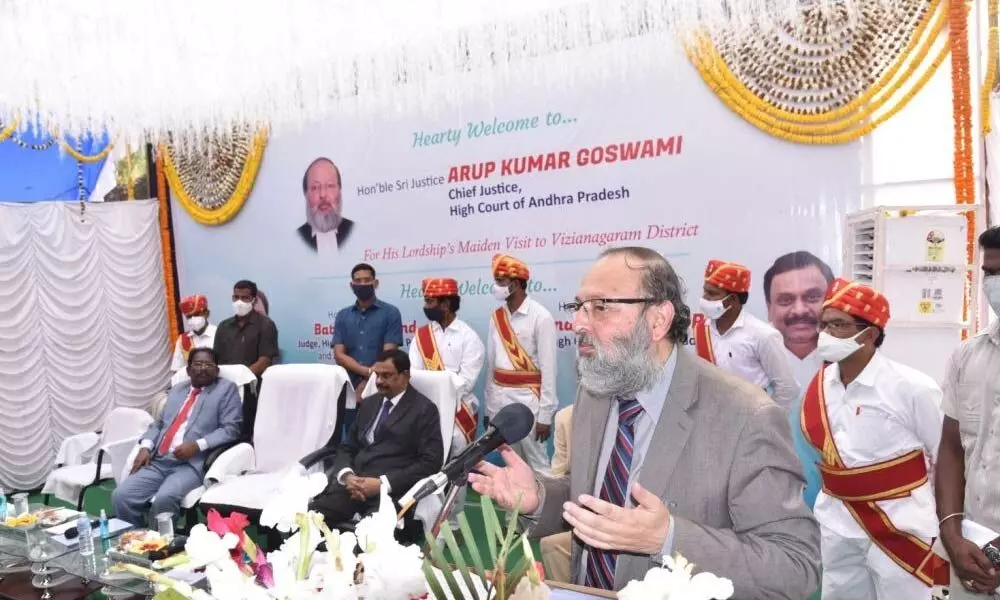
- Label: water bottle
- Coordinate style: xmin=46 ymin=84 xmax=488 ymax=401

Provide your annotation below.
xmin=99 ymin=510 xmax=110 ymax=552
xmin=0 ymin=486 xmax=6 ymax=521
xmin=77 ymin=516 xmax=94 ymax=556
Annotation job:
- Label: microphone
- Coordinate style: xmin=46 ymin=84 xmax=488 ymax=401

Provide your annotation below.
xmin=64 ymin=519 xmax=100 ymax=539
xmin=399 ymin=403 xmax=535 ymax=509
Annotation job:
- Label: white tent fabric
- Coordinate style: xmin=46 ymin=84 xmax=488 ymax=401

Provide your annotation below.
xmin=987 ymin=93 xmax=1000 ymax=228
xmin=0 ymin=200 xmax=170 ymax=491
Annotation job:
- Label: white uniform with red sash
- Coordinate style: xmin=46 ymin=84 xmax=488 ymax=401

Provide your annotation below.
xmin=484 ymin=297 xmax=557 ymax=471
xmin=407 ymin=318 xmax=485 ymax=452
xmin=801 ymin=354 xmax=948 ymax=599
xmin=170 ymin=325 xmax=217 ymax=372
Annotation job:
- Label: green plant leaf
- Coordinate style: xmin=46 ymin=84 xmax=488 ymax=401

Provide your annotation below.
xmin=428 ymin=531 xmax=465 ymax=600
xmin=480 ymin=495 xmax=500 ymax=565
xmin=501 ymin=495 xmax=523 ymax=553
xmin=422 ymin=559 xmax=448 ymax=600
xmin=442 ymin=524 xmax=479 ymax=599
xmin=152 ymin=590 xmax=188 ymax=600
xmin=458 ymin=512 xmax=488 ymax=579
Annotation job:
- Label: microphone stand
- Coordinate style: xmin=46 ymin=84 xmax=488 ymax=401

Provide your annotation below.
xmin=429 ymin=481 xmax=465 ymax=540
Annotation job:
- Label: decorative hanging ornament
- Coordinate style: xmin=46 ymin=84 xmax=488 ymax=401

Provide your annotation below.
xmin=0 ymin=0 xmax=861 ymax=145
xmin=688 ymin=0 xmax=948 ymax=144
xmin=160 ymin=126 xmax=267 ymax=226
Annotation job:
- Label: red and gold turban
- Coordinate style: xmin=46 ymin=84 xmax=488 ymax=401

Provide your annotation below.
xmin=422 ymin=278 xmax=459 ymax=298
xmin=823 ymin=277 xmax=891 ymax=328
xmin=704 ymin=259 xmax=751 ymax=294
xmin=179 ymin=294 xmax=208 ymax=316
xmin=492 ymin=254 xmax=530 ymax=280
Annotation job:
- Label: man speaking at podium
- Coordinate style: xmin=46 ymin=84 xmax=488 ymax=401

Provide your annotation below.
xmin=469 ymin=246 xmax=820 ymax=597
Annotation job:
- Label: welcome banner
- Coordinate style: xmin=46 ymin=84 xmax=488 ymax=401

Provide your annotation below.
xmin=172 ymin=38 xmax=863 ymax=409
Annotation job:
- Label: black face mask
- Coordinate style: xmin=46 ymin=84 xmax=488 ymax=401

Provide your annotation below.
xmin=423 ymin=307 xmax=445 ymax=323
xmin=352 ymin=284 xmax=375 ymax=301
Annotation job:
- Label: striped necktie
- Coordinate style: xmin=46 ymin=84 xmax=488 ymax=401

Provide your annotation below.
xmin=584 ymin=397 xmax=644 ymax=590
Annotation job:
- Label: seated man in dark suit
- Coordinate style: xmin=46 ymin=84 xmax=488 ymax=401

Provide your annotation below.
xmin=310 ymin=349 xmax=443 ymax=523
xmin=113 ymin=347 xmax=243 ymax=525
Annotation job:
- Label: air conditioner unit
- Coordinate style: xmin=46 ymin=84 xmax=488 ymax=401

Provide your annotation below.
xmin=842 ymin=205 xmax=982 ymax=383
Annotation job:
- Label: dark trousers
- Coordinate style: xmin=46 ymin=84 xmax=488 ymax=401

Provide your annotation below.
xmin=241 ymin=383 xmax=258 ymax=442
xmin=309 ymin=485 xmax=379 ymax=525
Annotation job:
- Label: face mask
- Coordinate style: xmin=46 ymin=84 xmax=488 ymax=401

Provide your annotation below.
xmin=186 ymin=316 xmax=207 ymax=332
xmin=352 ymin=284 xmax=375 ymax=301
xmin=816 ymin=330 xmax=866 ymax=363
xmin=423 ymin=307 xmax=445 ymax=323
xmin=698 ymin=296 xmax=729 ymax=320
xmin=492 ymin=283 xmax=512 ymax=302
xmin=233 ymin=300 xmax=253 ymax=317
xmin=985 ymin=276 xmax=1000 ymax=316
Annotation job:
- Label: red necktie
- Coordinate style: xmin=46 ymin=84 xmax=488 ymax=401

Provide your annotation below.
xmin=158 ymin=387 xmax=202 ymax=455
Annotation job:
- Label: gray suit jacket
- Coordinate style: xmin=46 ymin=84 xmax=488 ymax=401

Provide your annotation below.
xmin=533 ymin=349 xmax=820 ymax=599
xmin=142 ymin=379 xmax=243 ymax=473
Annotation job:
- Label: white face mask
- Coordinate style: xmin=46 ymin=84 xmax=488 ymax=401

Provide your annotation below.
xmin=984 ymin=276 xmax=1000 ymax=316
xmin=698 ymin=296 xmax=730 ymax=320
xmin=816 ymin=330 xmax=867 ymax=363
xmin=492 ymin=283 xmax=512 ymax=302
xmin=233 ymin=300 xmax=253 ymax=317
xmin=186 ymin=315 xmax=207 ymax=332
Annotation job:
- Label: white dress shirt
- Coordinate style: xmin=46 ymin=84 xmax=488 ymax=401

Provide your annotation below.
xmin=942 ymin=321 xmax=1000 ymax=532
xmin=408 ymin=318 xmax=485 ymax=413
xmin=170 ymin=325 xmax=218 ymax=372
xmin=336 ymin=391 xmax=403 ymax=491
xmin=786 ymin=346 xmax=824 ymax=390
xmin=708 ymin=310 xmax=800 ymax=410
xmin=813 ymin=352 xmax=944 ymax=542
xmin=140 ymin=386 xmax=209 ymax=453
xmin=484 ymin=296 xmax=558 ymax=424
xmin=315 ymin=228 xmax=340 ymax=256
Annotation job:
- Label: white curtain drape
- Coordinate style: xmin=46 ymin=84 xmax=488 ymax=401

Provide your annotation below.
xmin=0 ymin=200 xmax=170 ymax=491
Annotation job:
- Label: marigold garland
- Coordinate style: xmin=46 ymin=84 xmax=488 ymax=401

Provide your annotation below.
xmin=687 ymin=0 xmax=947 ymax=145
xmin=156 ymin=155 xmax=181 ymax=347
xmin=0 ymin=119 xmax=18 ymax=143
xmin=160 ymin=128 xmax=267 ymax=226
xmin=948 ymin=0 xmax=976 ymax=337
xmin=57 ymin=137 xmax=114 ymax=163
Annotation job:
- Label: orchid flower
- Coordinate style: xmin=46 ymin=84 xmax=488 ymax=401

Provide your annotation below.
xmin=184 ymin=524 xmax=239 ymax=569
xmin=259 ymin=467 xmax=328 ymax=533
xmin=353 ymin=483 xmax=397 ymax=552
xmin=618 ymin=552 xmax=734 ymax=600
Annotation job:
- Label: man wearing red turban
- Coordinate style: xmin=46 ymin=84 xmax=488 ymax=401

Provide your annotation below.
xmin=485 ymin=254 xmax=558 ymax=471
xmin=801 ymin=278 xmax=946 ymax=599
xmin=171 ymin=294 xmax=217 ymax=372
xmin=693 ymin=259 xmax=799 ymax=411
xmin=409 ymin=276 xmax=485 ymax=527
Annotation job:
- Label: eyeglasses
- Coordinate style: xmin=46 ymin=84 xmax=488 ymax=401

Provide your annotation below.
xmin=818 ymin=319 xmax=866 ymax=335
xmin=563 ymin=298 xmax=659 ymax=317
xmin=189 ymin=361 xmax=216 ymax=369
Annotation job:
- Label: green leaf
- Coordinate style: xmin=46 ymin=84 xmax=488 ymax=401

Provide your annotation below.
xmin=458 ymin=512 xmax=488 ymax=579
xmin=428 ymin=538 xmax=465 ymax=600
xmin=501 ymin=495 xmax=523 ymax=553
xmin=442 ymin=524 xmax=480 ymax=599
xmin=152 ymin=590 xmax=188 ymax=600
xmin=423 ymin=559 xmax=449 ymax=600
xmin=480 ymin=495 xmax=500 ymax=565
xmin=506 ymin=555 xmax=530 ymax=596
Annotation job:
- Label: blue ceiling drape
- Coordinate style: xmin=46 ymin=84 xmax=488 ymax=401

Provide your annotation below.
xmin=0 ymin=128 xmax=111 ymax=202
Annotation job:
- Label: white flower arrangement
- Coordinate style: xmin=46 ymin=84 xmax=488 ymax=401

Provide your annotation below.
xmin=618 ymin=554 xmax=734 ymax=600
xmin=130 ymin=470 xmax=427 ymax=600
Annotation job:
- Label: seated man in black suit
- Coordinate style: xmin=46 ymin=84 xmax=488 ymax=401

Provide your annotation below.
xmin=310 ymin=349 xmax=443 ymax=524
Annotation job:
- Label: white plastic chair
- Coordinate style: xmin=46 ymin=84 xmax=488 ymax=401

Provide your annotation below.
xmin=359 ymin=370 xmax=458 ymax=526
xmin=197 ymin=364 xmax=348 ymax=513
xmin=42 ymin=407 xmax=153 ymax=509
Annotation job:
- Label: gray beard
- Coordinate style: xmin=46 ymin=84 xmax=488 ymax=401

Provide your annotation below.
xmin=577 ymin=319 xmax=662 ymax=399
xmin=307 ymin=204 xmax=341 ymax=233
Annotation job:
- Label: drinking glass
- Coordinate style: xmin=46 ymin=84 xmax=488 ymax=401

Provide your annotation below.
xmin=11 ymin=493 xmax=29 ymax=517
xmin=155 ymin=513 xmax=174 ymax=541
